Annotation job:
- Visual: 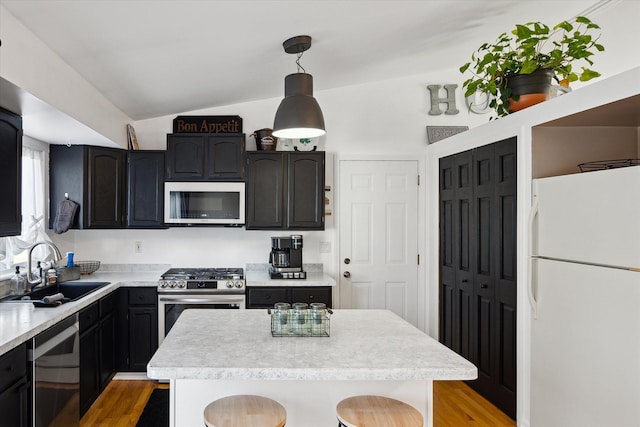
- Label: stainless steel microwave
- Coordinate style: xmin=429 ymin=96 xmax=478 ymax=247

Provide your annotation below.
xmin=164 ymin=182 xmax=245 ymax=225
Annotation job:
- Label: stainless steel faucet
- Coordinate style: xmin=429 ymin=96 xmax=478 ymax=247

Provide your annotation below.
xmin=27 ymin=241 xmax=63 ymax=289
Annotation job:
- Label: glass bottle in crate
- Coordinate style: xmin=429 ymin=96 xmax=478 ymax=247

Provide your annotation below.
xmin=310 ymin=302 xmax=327 ymax=335
xmin=291 ymin=302 xmax=308 ymax=335
xmin=272 ymin=302 xmax=290 ymax=335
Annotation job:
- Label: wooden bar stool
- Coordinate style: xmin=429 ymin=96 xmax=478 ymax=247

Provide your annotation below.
xmin=203 ymin=394 xmax=286 ymax=427
xmin=336 ymin=395 xmax=423 ymax=427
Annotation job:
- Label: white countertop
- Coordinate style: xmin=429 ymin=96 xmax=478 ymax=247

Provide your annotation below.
xmin=147 ymin=309 xmax=477 ymax=381
xmin=0 ymin=270 xmax=161 ymax=356
xmin=245 ymin=270 xmax=336 ymax=287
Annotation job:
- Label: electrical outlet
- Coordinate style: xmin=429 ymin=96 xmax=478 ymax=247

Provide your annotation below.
xmin=135 ymin=241 xmax=142 ymax=253
xmin=319 ymin=241 xmax=331 ymax=253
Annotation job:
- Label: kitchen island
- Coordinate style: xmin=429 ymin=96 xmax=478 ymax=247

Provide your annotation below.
xmin=147 ymin=309 xmax=477 ymax=427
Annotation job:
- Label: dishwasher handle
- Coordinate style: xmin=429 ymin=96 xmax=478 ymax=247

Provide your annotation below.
xmin=29 ymin=322 xmax=79 ymax=361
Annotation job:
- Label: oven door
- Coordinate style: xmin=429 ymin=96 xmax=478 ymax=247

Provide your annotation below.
xmin=157 ymin=294 xmax=245 ymax=344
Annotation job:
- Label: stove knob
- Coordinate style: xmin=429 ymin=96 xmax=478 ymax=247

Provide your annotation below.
xmin=159 ymin=281 xmax=167 ymax=288
xmin=180 ymin=281 xmax=187 ymax=288
xmin=234 ymin=280 xmax=243 ymax=288
xmin=170 ymin=281 xmax=177 ymax=288
xmin=226 ymin=280 xmax=234 ymax=288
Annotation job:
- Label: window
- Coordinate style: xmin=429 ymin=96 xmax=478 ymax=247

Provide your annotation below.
xmin=0 ymin=139 xmax=48 ymax=273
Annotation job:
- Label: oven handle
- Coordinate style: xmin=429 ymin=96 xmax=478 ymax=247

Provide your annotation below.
xmin=158 ymin=296 xmax=245 ymax=304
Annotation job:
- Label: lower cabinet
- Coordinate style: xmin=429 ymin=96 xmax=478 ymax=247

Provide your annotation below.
xmin=0 ymin=343 xmax=30 ymax=427
xmin=79 ymin=292 xmax=117 ymax=416
xmin=246 ymin=286 xmax=332 ymax=309
xmin=116 ymin=287 xmax=158 ymax=372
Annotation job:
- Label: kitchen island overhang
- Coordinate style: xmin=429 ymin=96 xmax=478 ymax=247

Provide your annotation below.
xmin=148 ymin=309 xmax=476 ymax=426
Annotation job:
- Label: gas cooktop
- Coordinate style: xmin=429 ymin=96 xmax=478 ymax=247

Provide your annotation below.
xmin=161 ymin=267 xmax=244 ymax=280
xmin=158 ymin=267 xmax=245 ymax=292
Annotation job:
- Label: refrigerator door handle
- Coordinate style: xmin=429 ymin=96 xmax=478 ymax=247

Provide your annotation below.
xmin=528 ymin=197 xmax=540 ymax=319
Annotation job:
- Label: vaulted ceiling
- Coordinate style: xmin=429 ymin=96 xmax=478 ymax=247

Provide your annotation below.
xmin=2 ymin=0 xmax=600 ymax=122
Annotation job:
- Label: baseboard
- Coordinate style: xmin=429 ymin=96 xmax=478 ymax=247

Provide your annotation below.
xmin=113 ymin=372 xmax=152 ymax=380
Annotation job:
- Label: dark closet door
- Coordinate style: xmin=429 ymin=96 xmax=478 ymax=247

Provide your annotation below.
xmin=438 ymin=137 xmax=516 ymax=419
xmin=439 ymin=149 xmax=473 ymax=362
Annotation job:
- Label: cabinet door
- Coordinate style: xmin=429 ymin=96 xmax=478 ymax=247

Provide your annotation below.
xmin=287 ymin=152 xmax=325 ymax=229
xmin=205 ymin=135 xmax=245 ymax=180
xmin=127 ymin=151 xmax=165 ymax=228
xmin=0 ymin=377 xmax=29 ymax=427
xmin=0 ymin=107 xmax=22 ymax=237
xmin=128 ymin=307 xmax=158 ymax=371
xmin=291 ymin=286 xmax=332 ymax=307
xmin=246 ymin=286 xmax=289 ymax=308
xmin=86 ymin=147 xmax=125 ymax=228
xmin=79 ymin=324 xmax=100 ymax=416
xmin=99 ymin=312 xmax=116 ymax=390
xmin=245 ymin=153 xmax=285 ymax=229
xmin=166 ymin=135 xmax=205 ymax=180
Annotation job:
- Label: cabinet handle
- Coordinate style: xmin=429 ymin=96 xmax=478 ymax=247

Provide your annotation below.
xmin=462 ymin=279 xmax=468 ymax=283
xmin=308 ymin=295 xmax=314 ymax=299
xmin=480 ymin=284 xmax=488 ymax=289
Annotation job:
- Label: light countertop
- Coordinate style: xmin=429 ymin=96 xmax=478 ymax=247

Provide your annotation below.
xmin=147 ymin=309 xmax=477 ymax=381
xmin=0 ymin=269 xmax=163 ymax=356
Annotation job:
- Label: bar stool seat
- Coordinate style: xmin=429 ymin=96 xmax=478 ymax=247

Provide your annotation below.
xmin=336 ymin=395 xmax=423 ymax=427
xmin=204 ymin=394 xmax=286 ymax=427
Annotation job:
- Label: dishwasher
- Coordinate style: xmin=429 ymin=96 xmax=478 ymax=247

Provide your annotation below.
xmin=29 ymin=314 xmax=80 ymax=426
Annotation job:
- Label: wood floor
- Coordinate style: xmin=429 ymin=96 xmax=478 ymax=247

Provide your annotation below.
xmin=81 ymin=379 xmax=515 ymax=426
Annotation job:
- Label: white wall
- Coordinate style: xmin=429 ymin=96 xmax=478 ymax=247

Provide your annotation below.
xmin=0 ymin=5 xmax=132 ymax=148
xmin=42 ymin=0 xmax=640 ymax=330
xmin=52 ymin=70 xmax=491 ymax=282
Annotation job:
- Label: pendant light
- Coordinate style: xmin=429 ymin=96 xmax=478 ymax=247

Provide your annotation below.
xmin=273 ymin=35 xmax=326 ymax=139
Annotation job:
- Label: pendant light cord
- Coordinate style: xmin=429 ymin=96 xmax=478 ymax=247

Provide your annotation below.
xmin=296 ymin=51 xmax=306 ymax=73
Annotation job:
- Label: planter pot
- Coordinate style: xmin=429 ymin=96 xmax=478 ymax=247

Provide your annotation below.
xmin=506 ymin=68 xmax=554 ymax=112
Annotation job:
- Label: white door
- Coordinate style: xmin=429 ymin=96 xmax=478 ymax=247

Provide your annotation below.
xmin=339 ymin=160 xmax=419 ymax=325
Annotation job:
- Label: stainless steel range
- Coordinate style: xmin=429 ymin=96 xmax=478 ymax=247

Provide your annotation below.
xmin=157 ymin=267 xmax=246 ymax=344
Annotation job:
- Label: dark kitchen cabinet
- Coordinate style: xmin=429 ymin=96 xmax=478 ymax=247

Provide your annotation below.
xmin=0 ymin=107 xmax=22 ymax=237
xmin=439 ymin=137 xmax=517 ymax=419
xmin=116 ymin=287 xmax=158 ymax=372
xmin=79 ymin=292 xmax=117 ymax=416
xmin=126 ymin=150 xmax=166 ymax=228
xmin=246 ymin=286 xmax=332 ymax=309
xmin=79 ymin=318 xmax=99 ymax=416
xmin=49 ymin=145 xmax=126 ymax=229
xmin=165 ymin=133 xmax=245 ymax=181
xmin=0 ymin=343 xmax=30 ymax=427
xmin=246 ymin=151 xmax=325 ymax=230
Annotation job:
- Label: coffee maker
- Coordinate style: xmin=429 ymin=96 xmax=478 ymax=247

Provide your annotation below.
xmin=269 ymin=235 xmax=306 ymax=279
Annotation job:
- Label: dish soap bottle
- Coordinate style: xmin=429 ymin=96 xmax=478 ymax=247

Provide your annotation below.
xmin=10 ymin=266 xmax=26 ymax=295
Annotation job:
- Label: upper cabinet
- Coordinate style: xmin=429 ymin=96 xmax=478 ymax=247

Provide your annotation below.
xmin=165 ymin=133 xmax=245 ymax=181
xmin=246 ymin=151 xmax=325 ymax=230
xmin=50 ymin=145 xmax=126 ymax=229
xmin=126 ymin=151 xmax=166 ymax=228
xmin=0 ymin=107 xmax=22 ymax=237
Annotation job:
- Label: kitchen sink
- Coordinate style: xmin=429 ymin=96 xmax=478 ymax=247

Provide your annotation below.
xmin=1 ymin=281 xmax=110 ymax=303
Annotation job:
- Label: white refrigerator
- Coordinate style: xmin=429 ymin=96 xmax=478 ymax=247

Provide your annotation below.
xmin=529 ymin=166 xmax=640 ymax=427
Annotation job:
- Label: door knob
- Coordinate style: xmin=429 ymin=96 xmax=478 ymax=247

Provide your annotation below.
xmin=343 ymin=271 xmax=351 ymax=278
xmin=344 ymin=258 xmax=351 ymax=264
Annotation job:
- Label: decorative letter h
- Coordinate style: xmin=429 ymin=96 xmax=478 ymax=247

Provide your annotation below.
xmin=427 ymin=84 xmax=459 ymax=115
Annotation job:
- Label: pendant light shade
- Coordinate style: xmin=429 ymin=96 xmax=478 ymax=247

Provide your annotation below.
xmin=273 ymin=35 xmax=326 ymax=139
xmin=273 ymin=73 xmax=325 ymax=138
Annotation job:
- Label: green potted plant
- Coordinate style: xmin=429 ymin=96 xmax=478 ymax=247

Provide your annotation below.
xmin=460 ymin=16 xmax=605 ymax=117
